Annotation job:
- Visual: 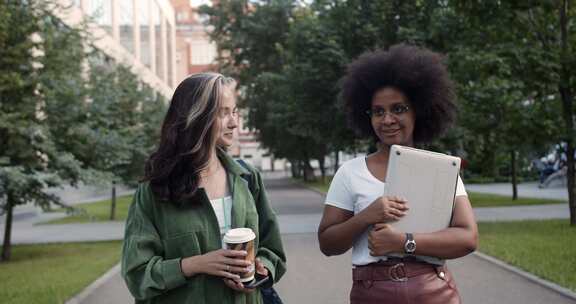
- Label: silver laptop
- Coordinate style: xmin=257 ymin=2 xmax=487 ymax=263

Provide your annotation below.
xmin=384 ymin=145 xmax=461 ymax=233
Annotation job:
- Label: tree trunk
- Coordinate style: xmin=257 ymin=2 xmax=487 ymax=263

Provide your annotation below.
xmin=318 ymin=156 xmax=326 ymax=182
xmin=511 ymin=150 xmax=518 ymax=200
xmin=559 ymin=0 xmax=575 ymax=226
xmin=302 ymin=160 xmax=309 ymax=182
xmin=333 ymin=151 xmax=340 ymax=175
xmin=110 ymin=181 xmax=116 ymax=221
xmin=303 ymin=159 xmax=315 ymax=182
xmin=559 ymin=85 xmax=574 ymax=226
xmin=270 ymin=155 xmax=275 ymax=172
xmin=560 ymin=85 xmax=575 ymax=226
xmin=481 ymin=133 xmax=497 ymax=177
xmin=565 ymin=140 xmax=575 ymax=226
xmin=1 ymin=198 xmax=14 ymax=262
xmin=290 ymin=160 xmax=300 ymax=178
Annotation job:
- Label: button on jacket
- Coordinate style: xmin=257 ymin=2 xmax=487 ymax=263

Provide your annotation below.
xmin=122 ymin=151 xmax=286 ymax=304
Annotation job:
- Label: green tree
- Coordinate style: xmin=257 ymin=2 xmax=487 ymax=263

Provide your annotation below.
xmin=125 ymin=84 xmax=167 ymax=186
xmin=203 ymin=0 xmax=574 ymax=220
xmin=451 ymin=1 xmax=575 ymax=222
xmin=85 ymin=59 xmax=166 ymax=219
xmin=201 ymin=0 xmax=308 ymax=172
xmin=518 ymin=0 xmax=576 ymax=224
xmin=0 ymin=1 xmax=90 ymax=261
xmin=283 ymin=7 xmax=353 ymax=179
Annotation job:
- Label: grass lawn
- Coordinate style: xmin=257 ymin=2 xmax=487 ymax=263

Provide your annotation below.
xmin=44 ymin=195 xmax=133 ymax=225
xmin=0 ymin=241 xmax=122 ymax=304
xmin=478 ymin=219 xmax=576 ymax=292
xmin=296 ymin=178 xmax=565 ymax=207
xmin=468 ymin=192 xmax=565 ymax=207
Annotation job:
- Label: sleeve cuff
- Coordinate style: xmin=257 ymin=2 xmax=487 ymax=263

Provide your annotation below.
xmin=162 ymin=258 xmax=188 ymax=290
xmin=258 ymin=256 xmax=276 ymax=288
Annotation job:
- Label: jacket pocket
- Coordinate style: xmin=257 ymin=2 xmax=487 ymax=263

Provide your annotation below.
xmin=160 ymin=205 xmax=209 ymax=239
xmin=163 ymin=232 xmax=203 ymax=259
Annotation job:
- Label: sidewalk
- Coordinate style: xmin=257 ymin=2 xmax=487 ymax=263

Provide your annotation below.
xmin=0 ymin=183 xmax=134 ymax=226
xmin=73 ymin=233 xmax=576 ymax=304
xmin=2 ymin=179 xmax=575 ymax=303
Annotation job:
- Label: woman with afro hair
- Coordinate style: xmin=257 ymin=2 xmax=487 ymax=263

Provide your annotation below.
xmin=318 ymin=44 xmax=477 ymax=304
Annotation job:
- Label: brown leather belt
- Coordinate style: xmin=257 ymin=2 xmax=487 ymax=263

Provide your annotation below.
xmin=353 ymin=260 xmax=442 ymax=282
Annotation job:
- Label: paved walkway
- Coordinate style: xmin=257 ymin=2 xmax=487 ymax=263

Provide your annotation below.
xmin=2 ymin=178 xmax=575 ymax=304
xmin=0 ymin=183 xmax=133 ymax=226
xmin=275 ymin=234 xmax=576 ymax=304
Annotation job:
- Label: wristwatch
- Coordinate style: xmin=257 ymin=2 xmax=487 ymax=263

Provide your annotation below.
xmin=404 ymin=233 xmax=416 ymax=254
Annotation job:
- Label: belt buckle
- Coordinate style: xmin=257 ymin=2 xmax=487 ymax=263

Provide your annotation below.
xmin=389 ymin=263 xmax=408 ymax=282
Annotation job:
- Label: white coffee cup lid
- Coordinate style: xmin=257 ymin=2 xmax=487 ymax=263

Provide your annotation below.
xmin=223 ymin=228 xmax=256 ymax=244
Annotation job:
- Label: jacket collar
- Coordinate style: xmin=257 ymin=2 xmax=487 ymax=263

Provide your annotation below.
xmin=216 ymin=147 xmax=250 ymax=176
xmin=215 ymin=148 xmax=252 ymax=229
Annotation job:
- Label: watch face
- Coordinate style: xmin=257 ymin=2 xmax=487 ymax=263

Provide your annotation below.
xmin=406 ymin=241 xmax=416 ymax=253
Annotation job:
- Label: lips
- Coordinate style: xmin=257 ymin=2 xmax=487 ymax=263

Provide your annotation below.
xmin=381 ymin=129 xmax=400 ymax=136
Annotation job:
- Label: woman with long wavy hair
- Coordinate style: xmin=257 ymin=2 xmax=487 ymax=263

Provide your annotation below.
xmin=122 ymin=73 xmax=286 ymax=304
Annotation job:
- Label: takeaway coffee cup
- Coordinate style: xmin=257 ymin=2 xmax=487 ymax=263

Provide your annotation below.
xmin=223 ymin=228 xmax=256 ymax=282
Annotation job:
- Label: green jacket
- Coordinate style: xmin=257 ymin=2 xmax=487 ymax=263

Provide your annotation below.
xmin=121 ymin=152 xmax=286 ymax=304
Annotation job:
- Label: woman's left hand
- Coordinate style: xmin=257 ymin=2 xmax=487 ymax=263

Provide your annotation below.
xmin=368 ymin=224 xmax=404 ymax=256
xmin=223 ymin=258 xmax=269 ymax=292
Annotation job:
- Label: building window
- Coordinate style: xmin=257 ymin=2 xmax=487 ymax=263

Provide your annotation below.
xmin=176 ymin=12 xmax=188 ymax=22
xmin=189 ymin=41 xmax=216 ymax=65
xmin=139 ymin=0 xmax=151 ymax=68
xmin=88 ymin=0 xmax=112 ymax=35
xmin=153 ymin=2 xmax=164 ymax=80
xmin=167 ymin=21 xmax=174 ymax=87
xmin=119 ymin=0 xmax=134 ymax=54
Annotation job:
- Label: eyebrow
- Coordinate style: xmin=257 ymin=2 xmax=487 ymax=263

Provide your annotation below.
xmin=371 ymin=103 xmax=408 ymax=109
xmin=219 ymin=106 xmax=238 ymax=112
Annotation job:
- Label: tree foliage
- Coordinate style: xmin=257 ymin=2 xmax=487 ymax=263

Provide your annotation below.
xmin=203 ymin=0 xmax=575 ymax=221
xmin=0 ymin=1 xmax=167 ymax=261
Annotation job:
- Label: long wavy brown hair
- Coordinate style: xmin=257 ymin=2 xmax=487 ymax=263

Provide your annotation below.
xmin=143 ymin=73 xmax=236 ymax=205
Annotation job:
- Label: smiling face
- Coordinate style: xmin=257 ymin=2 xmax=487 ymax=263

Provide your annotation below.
xmin=370 ymin=87 xmax=415 ymax=148
xmin=215 ymin=87 xmax=239 ymax=148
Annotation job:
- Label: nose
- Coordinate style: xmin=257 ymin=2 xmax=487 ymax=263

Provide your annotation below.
xmin=382 ymin=113 xmax=397 ymax=125
xmin=228 ymin=114 xmax=238 ymax=129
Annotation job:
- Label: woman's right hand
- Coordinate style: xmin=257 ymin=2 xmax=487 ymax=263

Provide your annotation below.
xmin=180 ymin=249 xmax=251 ymax=280
xmin=361 ymin=196 xmax=409 ymax=224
